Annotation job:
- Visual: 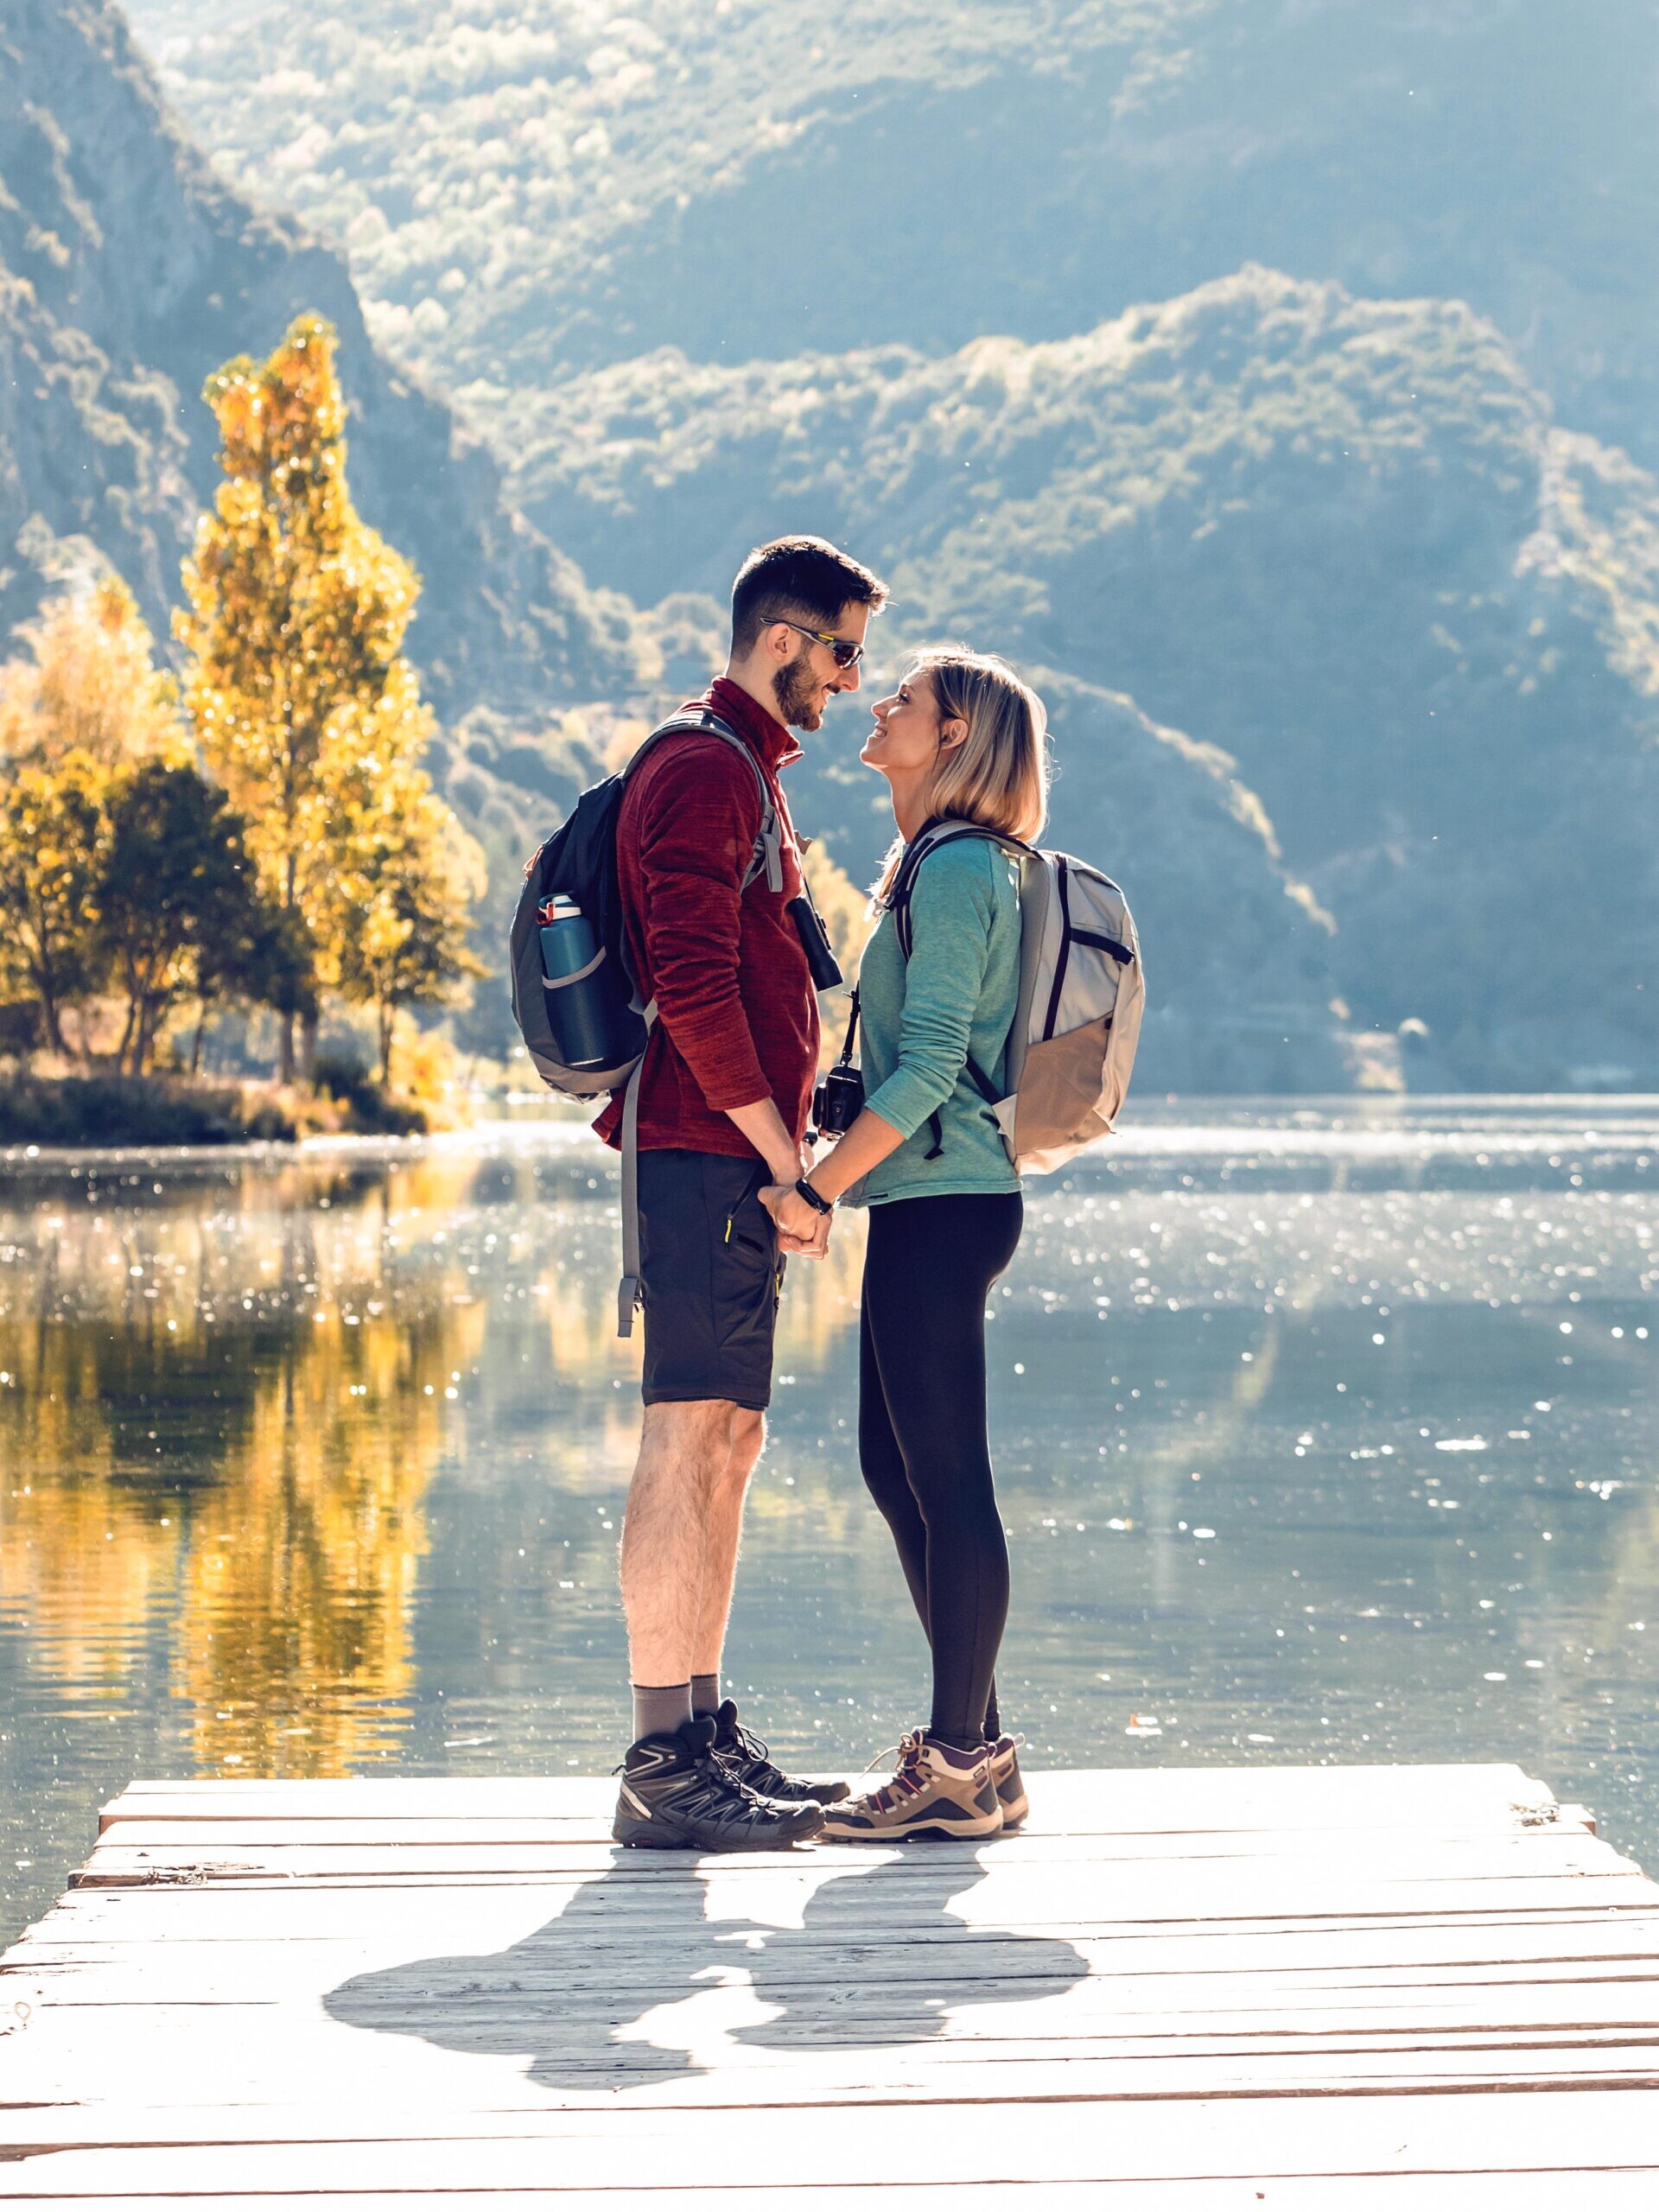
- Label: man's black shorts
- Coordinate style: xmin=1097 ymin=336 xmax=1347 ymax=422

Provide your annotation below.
xmin=638 ymin=1150 xmax=784 ymax=1411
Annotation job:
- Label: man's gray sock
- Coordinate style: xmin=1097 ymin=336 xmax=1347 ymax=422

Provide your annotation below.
xmin=632 ymin=1682 xmax=693 ymax=1743
xmin=690 ymin=1673 xmax=721 ymax=1720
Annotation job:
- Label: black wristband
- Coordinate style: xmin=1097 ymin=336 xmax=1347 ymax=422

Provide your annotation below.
xmin=794 ymin=1176 xmax=834 ymax=1217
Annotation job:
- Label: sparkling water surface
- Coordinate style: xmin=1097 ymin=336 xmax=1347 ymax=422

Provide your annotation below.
xmin=2 ymin=1098 xmax=1656 ymax=1945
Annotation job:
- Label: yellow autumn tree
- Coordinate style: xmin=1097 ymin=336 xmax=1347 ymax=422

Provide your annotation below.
xmin=0 ymin=576 xmax=187 ymax=770
xmin=175 ymin=315 xmax=445 ymax=1082
xmin=801 ymin=840 xmax=869 ymax=1077
xmin=319 ymin=677 xmax=488 ymax=1081
xmin=0 ymin=580 xmax=188 ymax=1054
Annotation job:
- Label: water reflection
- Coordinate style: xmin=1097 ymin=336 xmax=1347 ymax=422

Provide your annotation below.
xmin=0 ymin=1138 xmax=869 ymax=1809
xmin=2 ymin=1101 xmax=1656 ymax=1949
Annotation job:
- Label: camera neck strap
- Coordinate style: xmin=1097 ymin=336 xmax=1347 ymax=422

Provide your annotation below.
xmin=836 ymin=986 xmax=861 ymax=1066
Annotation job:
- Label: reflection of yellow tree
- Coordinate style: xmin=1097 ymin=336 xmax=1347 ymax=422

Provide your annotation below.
xmin=177 ymin=1299 xmax=483 ymax=1777
xmin=779 ymin=1206 xmax=866 ymax=1367
xmin=531 ymin=1189 xmax=865 ymax=1403
xmin=0 ymin=1157 xmax=491 ymax=1774
xmin=0 ymin=1325 xmax=184 ymax=1699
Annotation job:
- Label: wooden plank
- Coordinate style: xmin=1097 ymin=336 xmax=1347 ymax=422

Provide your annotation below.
xmin=18 ymin=1926 xmax=1659 ymax=2002
xmin=22 ymin=1969 xmax=1659 ymax=2042
xmin=22 ymin=1878 xmax=1651 ymax=1938
xmin=69 ymin=1823 xmax=1630 ymax=1883
xmin=8 ymin=2012 xmax=1659 ymax=2104
xmin=97 ymin=1764 xmax=1556 ymax=1833
xmin=9 ymin=2089 xmax=1659 ymax=2190
xmin=82 ymin=1815 xmax=1595 ymax=1859
xmin=21 ymin=2186 xmax=1659 ymax=2212
xmin=23 ymin=1891 xmax=1659 ymax=1967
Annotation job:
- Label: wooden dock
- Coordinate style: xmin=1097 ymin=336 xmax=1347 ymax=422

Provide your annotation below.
xmin=4 ymin=1765 xmax=1659 ymax=2204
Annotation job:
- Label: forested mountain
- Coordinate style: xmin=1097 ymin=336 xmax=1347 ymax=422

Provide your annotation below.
xmin=114 ymin=0 xmax=1659 ymax=1087
xmin=0 ymin=0 xmax=636 ymax=717
xmin=2 ymin=0 xmax=1352 ymax=1085
xmin=127 ymin=0 xmax=1659 ymax=468
xmin=522 ymin=270 xmax=1659 ymax=1083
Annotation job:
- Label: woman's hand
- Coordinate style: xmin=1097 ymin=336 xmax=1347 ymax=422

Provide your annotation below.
xmin=760 ymin=1181 xmax=831 ymax=1257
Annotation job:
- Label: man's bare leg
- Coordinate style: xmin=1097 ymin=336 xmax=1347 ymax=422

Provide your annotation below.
xmin=619 ymin=1399 xmax=736 ymax=1726
xmin=692 ymin=1407 xmax=765 ymax=1692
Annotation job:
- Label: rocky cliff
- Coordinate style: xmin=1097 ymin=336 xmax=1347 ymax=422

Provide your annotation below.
xmin=0 ymin=0 xmax=638 ymax=720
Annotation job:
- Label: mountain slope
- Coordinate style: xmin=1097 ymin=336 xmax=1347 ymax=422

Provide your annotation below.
xmin=0 ymin=0 xmax=637 ymax=717
xmin=518 ymin=269 xmax=1659 ymax=1085
xmin=125 ymin=0 xmax=1659 ymax=468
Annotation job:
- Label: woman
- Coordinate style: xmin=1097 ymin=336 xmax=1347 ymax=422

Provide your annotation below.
xmin=762 ymin=646 xmax=1048 ymax=1840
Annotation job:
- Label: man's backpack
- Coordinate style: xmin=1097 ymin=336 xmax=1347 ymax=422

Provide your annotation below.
xmin=510 ymin=710 xmax=783 ymax=1335
xmin=885 ymin=818 xmax=1144 ymax=1174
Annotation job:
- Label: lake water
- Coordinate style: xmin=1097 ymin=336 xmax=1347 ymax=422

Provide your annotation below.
xmin=3 ymin=1100 xmax=1656 ymax=1947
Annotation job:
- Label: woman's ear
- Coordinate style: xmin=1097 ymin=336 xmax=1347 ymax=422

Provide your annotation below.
xmin=938 ymin=717 xmax=969 ymax=753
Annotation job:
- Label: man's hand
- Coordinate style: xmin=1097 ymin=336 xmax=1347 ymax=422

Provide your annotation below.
xmin=760 ymin=1181 xmax=831 ymax=1258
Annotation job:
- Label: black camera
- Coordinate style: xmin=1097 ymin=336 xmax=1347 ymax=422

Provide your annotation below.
xmin=787 ymin=893 xmax=844 ymax=994
xmin=812 ymin=1059 xmax=866 ymax=1138
xmin=811 ymin=987 xmax=865 ymax=1139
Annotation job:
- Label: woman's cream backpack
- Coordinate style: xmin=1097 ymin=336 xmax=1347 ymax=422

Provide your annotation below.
xmin=888 ymin=817 xmax=1145 ymax=1173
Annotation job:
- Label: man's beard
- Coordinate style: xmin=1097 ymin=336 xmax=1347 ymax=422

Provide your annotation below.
xmin=772 ymin=648 xmax=823 ymax=730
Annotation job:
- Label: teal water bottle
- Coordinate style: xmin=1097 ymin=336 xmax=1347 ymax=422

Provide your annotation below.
xmin=537 ymin=896 xmax=616 ymax=1067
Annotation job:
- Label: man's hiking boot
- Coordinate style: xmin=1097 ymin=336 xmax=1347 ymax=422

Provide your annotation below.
xmin=819 ymin=1731 xmax=1002 ymax=1843
xmin=613 ymin=1717 xmax=824 ymax=1851
xmin=713 ymin=1699 xmax=850 ymax=1805
xmin=990 ymin=1732 xmax=1029 ymax=1827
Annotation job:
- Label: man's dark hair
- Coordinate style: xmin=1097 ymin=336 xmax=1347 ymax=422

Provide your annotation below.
xmin=730 ymin=535 xmax=888 ymax=656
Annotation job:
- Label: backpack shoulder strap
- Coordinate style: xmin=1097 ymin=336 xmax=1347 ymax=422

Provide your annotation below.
xmin=888 ymin=817 xmax=1033 ymax=959
xmin=887 ymin=819 xmax=1033 ymax=1162
xmin=614 ymin=999 xmax=658 ymax=1338
xmin=625 ymin=711 xmax=783 ymax=893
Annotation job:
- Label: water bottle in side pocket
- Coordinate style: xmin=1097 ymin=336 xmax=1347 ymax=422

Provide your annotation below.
xmin=537 ymin=896 xmax=624 ymax=1069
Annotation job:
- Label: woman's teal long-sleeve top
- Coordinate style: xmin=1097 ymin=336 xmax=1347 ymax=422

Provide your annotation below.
xmin=841 ymin=836 xmax=1022 ymax=1207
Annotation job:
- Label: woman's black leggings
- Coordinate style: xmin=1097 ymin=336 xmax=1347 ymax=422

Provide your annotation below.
xmin=857 ymin=1190 xmax=1024 ymax=1745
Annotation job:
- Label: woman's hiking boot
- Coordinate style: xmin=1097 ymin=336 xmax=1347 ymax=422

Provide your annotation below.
xmin=990 ymin=1732 xmax=1029 ymax=1827
xmin=712 ymin=1699 xmax=850 ymax=1805
xmin=613 ymin=1717 xmax=824 ymax=1850
xmin=819 ymin=1731 xmax=1002 ymax=1842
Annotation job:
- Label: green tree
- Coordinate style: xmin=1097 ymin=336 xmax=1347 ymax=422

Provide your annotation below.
xmin=95 ymin=761 xmax=286 ymax=1077
xmin=175 ymin=315 xmax=434 ymax=1082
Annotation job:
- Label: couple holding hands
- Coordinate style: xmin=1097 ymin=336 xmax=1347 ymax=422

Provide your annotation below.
xmin=597 ymin=535 xmax=1047 ymax=1851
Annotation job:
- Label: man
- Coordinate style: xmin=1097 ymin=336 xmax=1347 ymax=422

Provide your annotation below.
xmin=599 ymin=535 xmax=888 ymax=1849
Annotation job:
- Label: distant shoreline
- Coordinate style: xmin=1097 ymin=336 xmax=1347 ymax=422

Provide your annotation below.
xmin=2 ymin=1097 xmax=1655 ymax=1183
xmin=0 ymin=1071 xmax=432 ymax=1154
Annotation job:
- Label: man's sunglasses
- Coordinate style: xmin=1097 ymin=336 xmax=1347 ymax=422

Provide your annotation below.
xmin=776 ymin=618 xmax=865 ymax=671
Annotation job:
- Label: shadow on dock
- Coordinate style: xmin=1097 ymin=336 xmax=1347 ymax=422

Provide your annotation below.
xmin=325 ymin=1847 xmax=1089 ymax=2089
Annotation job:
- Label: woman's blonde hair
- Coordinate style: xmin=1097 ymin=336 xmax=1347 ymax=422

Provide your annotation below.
xmin=875 ymin=646 xmax=1050 ymax=896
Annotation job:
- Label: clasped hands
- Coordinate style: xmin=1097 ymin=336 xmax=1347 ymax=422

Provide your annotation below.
xmin=760 ymin=1167 xmax=833 ymax=1257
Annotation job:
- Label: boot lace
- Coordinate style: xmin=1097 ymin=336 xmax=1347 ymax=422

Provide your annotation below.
xmin=849 ymin=1729 xmax=930 ymax=1815
xmin=721 ymin=1712 xmax=791 ymax=1792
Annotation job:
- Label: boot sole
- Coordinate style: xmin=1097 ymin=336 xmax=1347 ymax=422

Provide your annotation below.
xmin=997 ymin=1793 xmax=1030 ymax=1828
xmin=821 ymin=1809 xmax=1004 ymax=1844
xmin=613 ymin=1812 xmax=823 ymax=1852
